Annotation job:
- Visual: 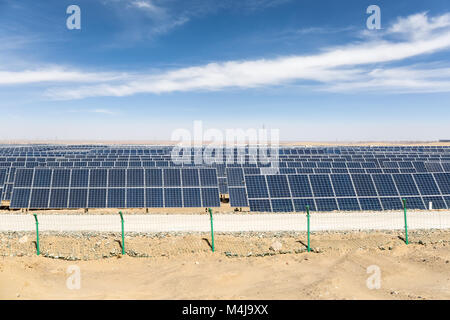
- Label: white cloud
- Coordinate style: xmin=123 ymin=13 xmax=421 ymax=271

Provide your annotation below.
xmin=0 ymin=67 xmax=128 ymax=85
xmin=3 ymin=11 xmax=450 ymax=98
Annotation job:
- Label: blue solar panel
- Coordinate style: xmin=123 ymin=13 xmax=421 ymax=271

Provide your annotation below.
xmin=146 ymin=188 xmax=163 ymax=207
xmin=165 ymin=188 xmax=182 ymax=207
xmin=226 ymin=168 xmax=245 ymax=186
xmin=108 ymin=169 xmax=126 ymax=187
xmin=183 ymin=188 xmax=201 ymax=207
xmin=337 ymin=198 xmax=361 ymax=211
xmin=245 ymin=175 xmax=269 ymax=198
xmin=372 ymin=174 xmax=398 ymax=196
xmin=90 ymin=169 xmax=107 ymax=187
xmin=201 ymin=188 xmax=220 ymax=207
xmin=413 ymin=173 xmax=441 ymax=195
xmin=49 ymin=189 xmax=68 ymax=208
xmin=71 ymin=169 xmax=89 ymax=187
xmin=248 ymin=199 xmax=271 ymax=212
xmin=228 ymin=187 xmax=248 ymax=207
xmin=359 ymin=197 xmax=382 ymax=211
xmin=331 ymin=174 xmax=356 ymax=197
xmin=68 ymin=189 xmax=87 ymax=208
xmin=310 ymin=175 xmax=334 ymax=197
xmin=126 ymin=188 xmax=144 ymax=208
xmin=292 ymin=198 xmax=315 ymax=212
xmin=266 ymin=175 xmax=291 ymax=198
xmin=32 ymin=169 xmax=52 ymax=187
xmin=29 ymin=188 xmax=50 ymax=208
xmin=433 ymin=173 xmax=450 ymax=194
xmin=164 ymin=169 xmax=181 ymax=187
xmin=404 ymin=197 xmax=425 ymax=210
xmin=10 ymin=188 xmax=31 ymax=208
xmin=14 ymin=169 xmax=33 ymax=187
xmin=127 ymin=169 xmax=144 ymax=187
xmin=145 ymin=169 xmax=162 ymax=187
xmin=182 ymin=169 xmax=200 ymax=186
xmin=380 ymin=197 xmax=403 ymax=210
xmin=51 ymin=169 xmax=70 ymax=187
xmin=392 ymin=174 xmax=420 ymax=196
xmin=422 ymin=196 xmax=447 ymax=209
xmin=288 ymin=175 xmax=313 ymax=197
xmin=315 ymin=198 xmax=338 ymax=211
xmin=351 ymin=174 xmax=377 ymax=196
xmin=271 ymin=199 xmax=293 ymax=212
xmin=88 ymin=188 xmax=107 ymax=208
xmin=107 ymin=188 xmax=125 ymax=208
xmin=200 ymin=169 xmax=218 ymax=187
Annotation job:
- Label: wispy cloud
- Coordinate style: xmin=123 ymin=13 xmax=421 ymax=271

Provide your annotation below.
xmin=2 ymin=12 xmax=450 ymax=98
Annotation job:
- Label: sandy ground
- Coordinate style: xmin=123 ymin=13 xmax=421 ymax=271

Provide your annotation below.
xmin=1 ymin=230 xmax=449 ymax=300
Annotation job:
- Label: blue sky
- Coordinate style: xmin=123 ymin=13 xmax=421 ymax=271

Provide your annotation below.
xmin=0 ymin=0 xmax=450 ymax=141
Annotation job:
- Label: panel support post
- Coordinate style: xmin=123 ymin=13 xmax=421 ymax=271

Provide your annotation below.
xmin=119 ymin=211 xmax=125 ymax=255
xmin=402 ymin=199 xmax=409 ymax=245
xmin=306 ymin=205 xmax=311 ymax=252
xmin=33 ymin=214 xmax=40 ymax=256
xmin=208 ymin=208 xmax=215 ymax=252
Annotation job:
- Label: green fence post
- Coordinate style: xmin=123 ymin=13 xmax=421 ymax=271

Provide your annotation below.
xmin=33 ymin=214 xmax=40 ymax=256
xmin=208 ymin=208 xmax=215 ymax=252
xmin=306 ymin=205 xmax=311 ymax=252
xmin=402 ymin=199 xmax=409 ymax=245
xmin=119 ymin=211 xmax=125 ymax=255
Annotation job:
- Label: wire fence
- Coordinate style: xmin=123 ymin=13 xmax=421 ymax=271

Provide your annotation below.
xmin=1 ymin=210 xmax=449 ymax=260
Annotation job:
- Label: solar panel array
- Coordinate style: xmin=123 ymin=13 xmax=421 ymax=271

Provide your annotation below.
xmin=0 ymin=144 xmax=449 ymax=211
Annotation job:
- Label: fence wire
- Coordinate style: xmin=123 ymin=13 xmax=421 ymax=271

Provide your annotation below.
xmin=0 ymin=211 xmax=449 ymax=259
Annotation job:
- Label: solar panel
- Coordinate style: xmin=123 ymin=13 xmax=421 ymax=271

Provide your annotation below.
xmin=181 ymin=169 xmax=200 ymax=186
xmin=245 ymin=175 xmax=269 ymax=198
xmin=49 ymin=189 xmax=68 ymax=208
xmin=126 ymin=188 xmax=144 ymax=208
xmin=288 ymin=175 xmax=313 ymax=197
xmin=228 ymin=187 xmax=248 ymax=207
xmin=337 ymin=198 xmax=361 ymax=211
xmin=163 ymin=169 xmax=181 ymax=187
xmin=413 ymin=173 xmax=441 ymax=195
xmin=422 ymin=196 xmax=447 ymax=209
xmin=146 ymin=188 xmax=163 ymax=207
xmin=183 ymin=188 xmax=201 ymax=207
xmin=68 ymin=189 xmax=87 ymax=208
xmin=127 ymin=169 xmax=144 ymax=187
xmin=164 ymin=188 xmax=182 ymax=207
xmin=71 ymin=169 xmax=89 ymax=187
xmin=380 ymin=197 xmax=403 ymax=210
xmin=266 ymin=175 xmax=291 ymax=198
xmin=145 ymin=169 xmax=162 ymax=187
xmin=392 ymin=174 xmax=420 ymax=196
xmin=201 ymin=188 xmax=220 ymax=207
xmin=315 ymin=198 xmax=338 ymax=211
xmin=292 ymin=198 xmax=316 ymax=212
xmin=351 ymin=174 xmax=377 ymax=196
xmin=29 ymin=188 xmax=50 ymax=208
xmin=372 ymin=174 xmax=398 ymax=196
xmin=10 ymin=188 xmax=31 ymax=208
xmin=52 ymin=169 xmax=70 ymax=187
xmin=433 ymin=173 xmax=450 ymax=194
xmin=107 ymin=188 xmax=125 ymax=208
xmin=88 ymin=188 xmax=107 ymax=208
xmin=331 ymin=174 xmax=356 ymax=197
xmin=271 ymin=199 xmax=294 ymax=212
xmin=248 ymin=199 xmax=271 ymax=212
xmin=359 ymin=197 xmax=382 ymax=211
xmin=108 ymin=169 xmax=126 ymax=187
xmin=200 ymin=169 xmax=218 ymax=186
xmin=90 ymin=169 xmax=107 ymax=187
xmin=310 ymin=175 xmax=334 ymax=197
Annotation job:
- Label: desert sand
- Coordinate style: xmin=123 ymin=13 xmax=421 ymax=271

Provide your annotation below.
xmin=1 ymin=230 xmax=449 ymax=300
